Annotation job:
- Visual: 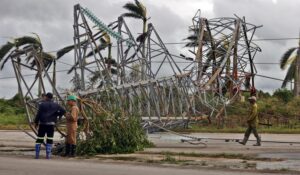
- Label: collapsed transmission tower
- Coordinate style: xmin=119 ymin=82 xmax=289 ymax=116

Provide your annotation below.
xmin=72 ymin=5 xmax=261 ymax=128
xmin=12 ymin=4 xmax=261 ymax=136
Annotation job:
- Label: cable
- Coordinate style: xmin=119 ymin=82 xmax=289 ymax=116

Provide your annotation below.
xmin=2 ymin=36 xmax=297 ymax=54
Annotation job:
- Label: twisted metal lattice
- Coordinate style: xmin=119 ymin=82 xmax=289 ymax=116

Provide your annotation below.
xmin=11 ymin=5 xmax=261 ymax=136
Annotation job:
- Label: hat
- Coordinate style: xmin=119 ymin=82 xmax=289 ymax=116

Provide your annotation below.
xmin=46 ymin=92 xmax=53 ymax=99
xmin=248 ymin=96 xmax=256 ymax=101
xmin=67 ymin=95 xmax=77 ymax=101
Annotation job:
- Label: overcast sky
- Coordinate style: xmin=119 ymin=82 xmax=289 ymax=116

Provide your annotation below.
xmin=0 ymin=0 xmax=299 ymax=98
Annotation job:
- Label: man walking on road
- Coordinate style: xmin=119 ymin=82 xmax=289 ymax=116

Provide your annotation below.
xmin=34 ymin=92 xmax=66 ymax=159
xmin=239 ymin=96 xmax=261 ymax=146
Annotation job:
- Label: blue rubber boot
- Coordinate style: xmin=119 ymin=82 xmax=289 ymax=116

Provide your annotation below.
xmin=46 ymin=144 xmax=52 ymax=159
xmin=35 ymin=143 xmax=41 ymax=159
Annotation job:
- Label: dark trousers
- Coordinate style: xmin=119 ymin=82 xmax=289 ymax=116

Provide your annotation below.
xmin=36 ymin=125 xmax=54 ymax=144
xmin=244 ymin=125 xmax=260 ymax=141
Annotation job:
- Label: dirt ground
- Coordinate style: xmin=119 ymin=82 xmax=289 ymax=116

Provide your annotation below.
xmin=1 ymin=130 xmax=300 ymax=174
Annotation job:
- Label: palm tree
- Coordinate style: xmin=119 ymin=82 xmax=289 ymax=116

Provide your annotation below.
xmin=122 ymin=0 xmax=147 ymax=79
xmin=0 ymin=36 xmax=42 ymax=69
xmin=280 ymin=39 xmax=300 ymax=95
xmin=184 ymin=27 xmax=210 ymax=48
xmin=0 ymin=35 xmax=56 ymax=95
xmin=57 ymin=32 xmax=118 ymax=89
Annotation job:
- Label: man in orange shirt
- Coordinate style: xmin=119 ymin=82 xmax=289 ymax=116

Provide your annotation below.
xmin=64 ymin=95 xmax=79 ymax=157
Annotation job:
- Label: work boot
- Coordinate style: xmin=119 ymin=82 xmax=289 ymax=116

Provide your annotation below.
xmin=46 ymin=144 xmax=52 ymax=159
xmin=35 ymin=143 xmax=41 ymax=159
xmin=70 ymin=145 xmax=76 ymax=157
xmin=62 ymin=144 xmax=71 ymax=157
xmin=238 ymin=137 xmax=248 ymax=145
xmin=253 ymin=137 xmax=261 ymax=146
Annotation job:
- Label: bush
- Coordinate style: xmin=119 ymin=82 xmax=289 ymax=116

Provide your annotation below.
xmin=273 ymin=88 xmax=293 ymax=103
xmin=76 ymin=111 xmax=152 ymax=156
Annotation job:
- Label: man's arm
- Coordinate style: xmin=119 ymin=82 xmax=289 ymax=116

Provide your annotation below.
xmin=57 ymin=105 xmax=66 ymax=117
xmin=33 ymin=104 xmax=43 ymax=128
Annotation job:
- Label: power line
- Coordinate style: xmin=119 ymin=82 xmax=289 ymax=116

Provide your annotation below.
xmin=0 ymin=66 xmax=289 ymax=83
xmin=1 ymin=36 xmax=299 ymax=53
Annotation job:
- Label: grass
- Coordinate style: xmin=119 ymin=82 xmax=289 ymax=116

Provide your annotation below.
xmin=0 ymin=113 xmax=28 ymax=130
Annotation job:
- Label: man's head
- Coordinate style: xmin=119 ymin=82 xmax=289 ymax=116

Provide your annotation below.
xmin=248 ymin=96 xmax=256 ymax=103
xmin=45 ymin=92 xmax=53 ymax=100
xmin=41 ymin=93 xmax=47 ymax=100
xmin=67 ymin=95 xmax=77 ymax=106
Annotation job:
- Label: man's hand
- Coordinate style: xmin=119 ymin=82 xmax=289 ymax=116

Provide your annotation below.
xmin=66 ymin=112 xmax=71 ymax=119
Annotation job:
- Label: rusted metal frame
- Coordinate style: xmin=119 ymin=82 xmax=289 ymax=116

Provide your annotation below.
xmin=205 ymin=19 xmax=220 ymax=95
xmin=231 ymin=19 xmax=241 ymax=96
xmin=241 ymin=17 xmax=255 ymax=89
xmin=203 ymin=18 xmax=241 ymax=89
xmin=195 ymin=18 xmax=206 ymax=83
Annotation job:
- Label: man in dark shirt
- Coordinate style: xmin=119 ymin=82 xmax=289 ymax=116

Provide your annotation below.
xmin=34 ymin=92 xmax=66 ymax=159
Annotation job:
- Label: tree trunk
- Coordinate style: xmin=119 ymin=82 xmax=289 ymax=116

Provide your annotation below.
xmin=52 ymin=60 xmax=56 ymax=94
xmin=141 ymin=20 xmax=147 ymax=80
xmin=295 ymin=48 xmax=300 ymax=96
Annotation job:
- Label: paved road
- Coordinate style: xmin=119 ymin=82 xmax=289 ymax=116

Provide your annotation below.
xmin=0 ymin=156 xmax=284 ymax=175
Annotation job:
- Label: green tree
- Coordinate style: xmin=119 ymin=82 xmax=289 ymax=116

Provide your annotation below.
xmin=273 ymin=88 xmax=293 ymax=103
xmin=0 ymin=35 xmax=56 ymax=95
xmin=280 ymin=39 xmax=300 ymax=95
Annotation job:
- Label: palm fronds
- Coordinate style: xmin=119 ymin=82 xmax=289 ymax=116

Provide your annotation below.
xmin=280 ymin=47 xmax=297 ymax=69
xmin=14 ymin=36 xmax=41 ymax=48
xmin=0 ymin=42 xmax=14 ymax=60
xmin=86 ymin=44 xmax=108 ymax=58
xmin=282 ymin=60 xmax=296 ymax=88
xmin=122 ymin=13 xmax=143 ymax=19
xmin=123 ymin=0 xmax=147 ymax=21
xmin=56 ymin=45 xmax=75 ymax=59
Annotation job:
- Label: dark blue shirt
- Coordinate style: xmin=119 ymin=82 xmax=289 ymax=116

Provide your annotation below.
xmin=34 ymin=100 xmax=66 ymax=125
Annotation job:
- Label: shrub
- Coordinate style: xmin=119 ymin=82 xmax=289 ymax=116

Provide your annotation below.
xmin=76 ymin=111 xmax=152 ymax=155
xmin=273 ymin=88 xmax=293 ymax=103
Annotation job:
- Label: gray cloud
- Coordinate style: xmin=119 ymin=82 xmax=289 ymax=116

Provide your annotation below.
xmin=0 ymin=0 xmax=299 ymax=98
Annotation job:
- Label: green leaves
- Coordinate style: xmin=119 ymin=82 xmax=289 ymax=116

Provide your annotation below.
xmin=123 ymin=0 xmax=147 ymax=21
xmin=0 ymin=42 xmax=14 ymax=60
xmin=76 ymin=111 xmax=152 ymax=155
xmin=280 ymin=47 xmax=299 ymax=88
xmin=280 ymin=47 xmax=297 ymax=70
xmin=56 ymin=45 xmax=75 ymax=59
xmin=282 ymin=61 xmax=296 ymax=88
xmin=14 ymin=36 xmax=42 ymax=48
